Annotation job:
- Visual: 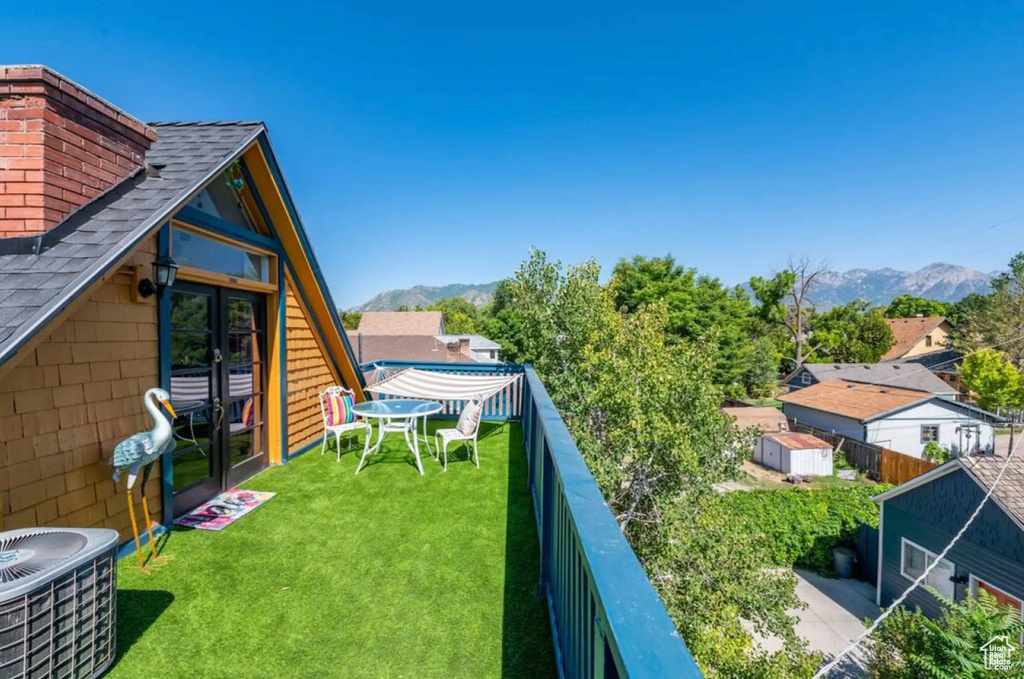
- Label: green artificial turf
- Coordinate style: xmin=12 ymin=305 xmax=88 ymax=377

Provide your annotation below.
xmin=108 ymin=422 xmax=556 ymax=679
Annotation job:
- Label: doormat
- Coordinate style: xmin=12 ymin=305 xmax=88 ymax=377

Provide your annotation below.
xmin=174 ymin=489 xmax=276 ymax=531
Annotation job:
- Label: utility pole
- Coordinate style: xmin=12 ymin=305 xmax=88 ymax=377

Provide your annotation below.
xmin=1000 ymin=406 xmax=1023 ymax=456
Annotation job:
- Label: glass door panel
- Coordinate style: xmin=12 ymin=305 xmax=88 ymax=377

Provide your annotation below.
xmin=169 ymin=288 xmax=220 ymax=516
xmin=224 ymin=294 xmax=266 ymax=486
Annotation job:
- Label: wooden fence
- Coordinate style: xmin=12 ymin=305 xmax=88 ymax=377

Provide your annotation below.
xmin=880 ymin=448 xmax=939 ymax=486
xmin=787 ymin=419 xmax=881 ymax=479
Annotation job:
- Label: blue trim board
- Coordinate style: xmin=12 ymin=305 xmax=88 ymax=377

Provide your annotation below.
xmin=256 ymin=135 xmax=365 ymax=389
xmin=174 ymin=205 xmax=281 ymax=253
xmin=157 ymin=223 xmax=174 ymax=527
xmin=116 ymin=520 xmax=169 ymax=562
xmin=277 ymin=257 xmax=288 ymax=464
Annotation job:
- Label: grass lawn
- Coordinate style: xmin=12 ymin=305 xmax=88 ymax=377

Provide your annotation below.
xmin=108 ymin=421 xmax=556 ymax=679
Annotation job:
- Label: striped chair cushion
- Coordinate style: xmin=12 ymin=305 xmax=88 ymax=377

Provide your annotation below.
xmin=241 ymin=398 xmax=255 ymax=427
xmin=325 ymin=393 xmax=356 ymax=426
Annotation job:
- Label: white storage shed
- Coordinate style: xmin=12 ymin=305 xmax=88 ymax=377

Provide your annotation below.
xmin=754 ymin=432 xmax=834 ymax=476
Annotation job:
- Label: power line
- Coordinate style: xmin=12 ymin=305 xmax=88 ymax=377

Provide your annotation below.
xmin=812 ymin=432 xmax=1023 ymax=678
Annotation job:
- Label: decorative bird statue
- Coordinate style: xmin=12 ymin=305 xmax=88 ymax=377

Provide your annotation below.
xmin=112 ymin=387 xmax=177 ymax=570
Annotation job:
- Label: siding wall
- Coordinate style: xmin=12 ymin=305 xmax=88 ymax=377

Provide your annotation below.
xmin=879 ymin=469 xmax=1024 ymax=618
xmin=0 ymin=237 xmax=161 ymax=541
xmin=285 ymin=277 xmax=336 ymax=453
xmin=866 ymin=401 xmax=996 ymax=459
xmin=782 ymin=403 xmax=864 ymax=440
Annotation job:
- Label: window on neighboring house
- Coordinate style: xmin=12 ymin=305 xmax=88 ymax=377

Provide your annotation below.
xmin=800 ymin=371 xmax=812 ymax=385
xmin=925 ymin=335 xmax=933 ymax=347
xmin=901 ymin=539 xmax=955 ymax=598
xmin=490 ymin=350 xmax=496 ymax=359
xmin=921 ymin=425 xmax=940 ymax=443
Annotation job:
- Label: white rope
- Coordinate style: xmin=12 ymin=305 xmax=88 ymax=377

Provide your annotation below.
xmin=812 ymin=432 xmax=1023 ymax=678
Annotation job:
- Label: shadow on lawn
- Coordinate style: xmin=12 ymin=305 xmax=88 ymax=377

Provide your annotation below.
xmin=501 ymin=423 xmax=558 ymax=678
xmin=114 ymin=589 xmax=174 ymax=663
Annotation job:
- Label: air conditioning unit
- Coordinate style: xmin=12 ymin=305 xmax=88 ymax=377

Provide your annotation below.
xmin=0 ymin=528 xmax=119 ymax=679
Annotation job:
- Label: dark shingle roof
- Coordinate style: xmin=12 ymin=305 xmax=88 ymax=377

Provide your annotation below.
xmin=961 ymin=454 xmax=1024 ymax=526
xmin=0 ymin=122 xmax=264 ymax=364
xmin=790 ymin=361 xmax=957 ymax=395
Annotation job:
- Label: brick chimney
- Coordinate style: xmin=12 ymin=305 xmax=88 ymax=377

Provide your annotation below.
xmin=0 ymin=65 xmax=157 ymax=237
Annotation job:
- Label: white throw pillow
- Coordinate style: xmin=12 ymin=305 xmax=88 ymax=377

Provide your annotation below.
xmin=456 ymin=398 xmax=483 ymax=435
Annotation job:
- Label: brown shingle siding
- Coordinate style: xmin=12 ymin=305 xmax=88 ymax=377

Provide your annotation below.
xmin=0 ymin=236 xmax=159 ymax=540
xmin=285 ymin=278 xmax=336 ymax=453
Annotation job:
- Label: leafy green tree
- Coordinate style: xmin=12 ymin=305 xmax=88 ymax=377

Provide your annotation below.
xmin=609 ymin=255 xmax=766 ymax=393
xmin=810 ymin=301 xmax=895 ymax=363
xmin=339 ymin=311 xmax=362 ymax=330
xmin=959 ymin=348 xmax=1022 ymax=411
xmin=953 ymin=252 xmax=1024 ymax=369
xmin=884 ymin=295 xmax=949 ymax=319
xmin=428 ymin=296 xmax=480 ymax=335
xmin=947 ymin=292 xmax=989 ymax=327
xmin=506 ymin=248 xmax=815 ymax=677
xmin=867 ymin=590 xmax=1024 ymax=678
xmin=750 ymin=257 xmax=828 ymax=370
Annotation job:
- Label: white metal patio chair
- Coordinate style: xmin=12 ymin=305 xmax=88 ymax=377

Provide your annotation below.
xmin=319 ymin=386 xmax=372 ymax=463
xmin=434 ymin=395 xmax=483 ymax=470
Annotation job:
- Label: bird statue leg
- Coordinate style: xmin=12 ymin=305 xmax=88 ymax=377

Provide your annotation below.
xmin=125 ymin=488 xmax=146 ymax=570
xmin=139 ymin=463 xmax=172 ymax=568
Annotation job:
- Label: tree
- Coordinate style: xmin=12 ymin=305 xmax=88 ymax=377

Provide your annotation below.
xmin=428 ymin=296 xmax=480 ymax=335
xmin=952 ymin=252 xmax=1024 ymax=369
xmin=810 ymin=301 xmax=895 ymax=363
xmin=339 ymin=311 xmax=362 ymax=330
xmin=750 ymin=257 xmax=828 ymax=370
xmin=884 ymin=295 xmax=949 ymax=319
xmin=506 ymin=248 xmax=815 ymax=677
xmin=867 ymin=590 xmax=1024 ymax=678
xmin=959 ymin=349 xmax=1022 ymax=411
xmin=609 ymin=255 xmax=765 ymax=393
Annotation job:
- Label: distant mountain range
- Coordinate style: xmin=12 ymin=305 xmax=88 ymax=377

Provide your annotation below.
xmin=348 ymin=282 xmax=500 ymax=312
xmin=349 ymin=263 xmax=994 ymax=312
xmin=802 ymin=263 xmax=993 ymax=309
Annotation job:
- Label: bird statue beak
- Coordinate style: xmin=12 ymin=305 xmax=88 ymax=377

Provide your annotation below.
xmin=161 ymin=400 xmax=177 ymax=419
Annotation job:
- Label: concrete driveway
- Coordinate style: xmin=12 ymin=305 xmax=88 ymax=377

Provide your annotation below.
xmin=753 ymin=570 xmax=880 ymax=677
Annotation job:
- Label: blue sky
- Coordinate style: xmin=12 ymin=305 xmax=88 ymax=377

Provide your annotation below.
xmin=7 ymin=2 xmax=1024 ymax=307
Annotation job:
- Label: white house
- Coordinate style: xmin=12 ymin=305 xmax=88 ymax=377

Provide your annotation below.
xmin=778 ymin=380 xmax=1003 ymax=459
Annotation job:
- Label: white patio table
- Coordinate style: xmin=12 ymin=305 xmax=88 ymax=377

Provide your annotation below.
xmin=351 ymin=399 xmax=443 ymax=475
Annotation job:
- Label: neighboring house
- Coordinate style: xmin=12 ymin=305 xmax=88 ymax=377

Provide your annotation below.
xmin=435 ymin=334 xmax=501 ymax=363
xmin=723 ymin=407 xmax=789 ymax=434
xmin=349 ymin=312 xmax=502 ymax=364
xmin=356 ymin=311 xmax=444 ymax=335
xmin=782 ymin=362 xmax=957 ymax=397
xmin=0 ymin=66 xmax=364 ymax=540
xmin=893 ymin=349 xmax=965 ymax=398
xmin=881 ymin=316 xmax=952 ymax=361
xmin=874 ymin=453 xmax=1024 ymax=622
xmin=347 ymin=334 xmax=474 ymax=364
xmin=778 ymin=380 xmax=1003 ymax=458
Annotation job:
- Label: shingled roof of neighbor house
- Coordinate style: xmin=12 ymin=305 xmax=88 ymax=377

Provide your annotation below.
xmin=0 ymin=122 xmax=264 ymax=366
xmin=356 ymin=311 xmax=444 ymax=335
xmin=786 ymin=361 xmax=957 ymax=395
xmin=882 ymin=316 xmax=948 ymax=360
xmin=875 ymin=452 xmax=1024 ymax=528
xmin=778 ymin=380 xmax=932 ymax=420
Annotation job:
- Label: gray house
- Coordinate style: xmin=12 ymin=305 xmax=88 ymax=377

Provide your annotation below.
xmin=874 ymin=454 xmax=1024 ymax=619
xmin=782 ymin=362 xmax=957 ymax=397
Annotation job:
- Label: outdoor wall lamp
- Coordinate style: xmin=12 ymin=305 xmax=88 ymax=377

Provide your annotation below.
xmin=138 ymin=255 xmax=179 ymax=298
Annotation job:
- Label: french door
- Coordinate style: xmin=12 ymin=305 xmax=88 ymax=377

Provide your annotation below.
xmin=168 ymin=282 xmax=268 ymax=517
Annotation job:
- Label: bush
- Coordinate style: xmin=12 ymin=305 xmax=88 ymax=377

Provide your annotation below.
xmin=722 ymin=485 xmax=890 ymax=576
xmin=923 ymin=441 xmax=952 ymax=464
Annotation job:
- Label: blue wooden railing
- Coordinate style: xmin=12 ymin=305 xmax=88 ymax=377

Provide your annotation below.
xmin=365 ymin=360 xmax=703 ymax=678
